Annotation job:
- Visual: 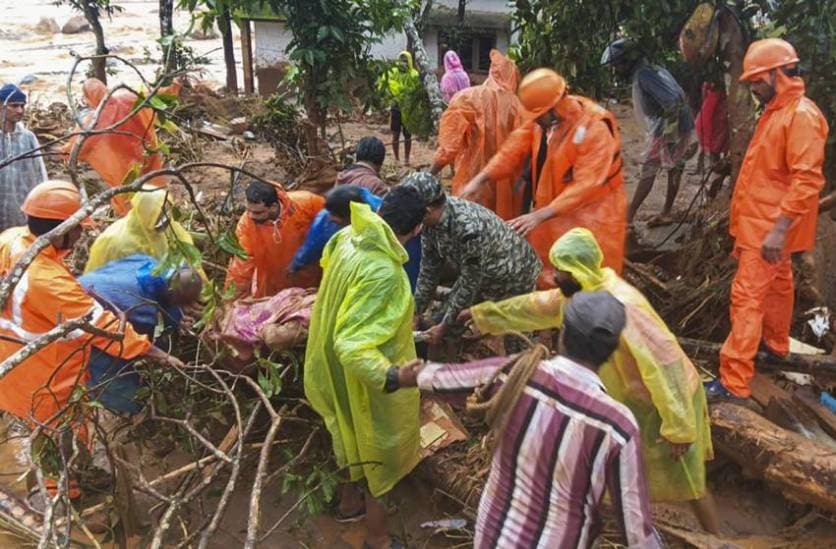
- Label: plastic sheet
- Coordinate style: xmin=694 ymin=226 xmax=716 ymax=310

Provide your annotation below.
xmin=436 ymin=50 xmax=523 ymax=219
xmin=85 ymin=187 xmax=195 ymax=273
xmin=471 ymin=228 xmax=712 ymax=502
xmin=70 ymin=78 xmax=170 ymax=215
xmin=304 ymin=202 xmax=421 ymax=497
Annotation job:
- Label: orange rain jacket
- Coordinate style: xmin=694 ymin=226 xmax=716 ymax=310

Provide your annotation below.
xmin=484 ymin=95 xmax=627 ymax=284
xmin=69 ymin=79 xmax=171 ymax=216
xmin=0 ymin=227 xmax=151 ymax=426
xmin=226 ymin=190 xmax=325 ymax=298
xmin=730 ymin=74 xmax=828 ymax=254
xmin=434 ymin=50 xmax=523 ymax=219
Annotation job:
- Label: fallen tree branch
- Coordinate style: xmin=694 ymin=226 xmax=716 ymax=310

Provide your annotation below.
xmin=710 ymin=402 xmax=836 ymax=512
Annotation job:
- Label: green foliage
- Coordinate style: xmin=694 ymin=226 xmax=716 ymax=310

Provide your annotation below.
xmin=251 ymin=91 xmax=307 ymax=153
xmin=750 ymin=0 xmax=836 ymax=177
xmin=511 ymin=0 xmax=625 ymax=97
xmin=53 ymin=0 xmax=123 ymax=17
xmin=279 ymin=457 xmax=339 ymax=516
xmin=260 ymin=0 xmax=416 ymax=128
xmin=256 ymin=356 xmax=286 ymax=397
xmin=510 ymin=1 xmax=702 ymax=98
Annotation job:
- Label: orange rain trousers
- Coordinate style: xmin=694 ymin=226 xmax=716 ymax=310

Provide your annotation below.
xmin=69 ymin=79 xmax=173 ymax=216
xmin=226 ymin=190 xmax=325 ymax=298
xmin=484 ymin=95 xmax=627 ymax=287
xmin=435 ymin=50 xmax=523 ymax=219
xmin=719 ymin=250 xmax=793 ymax=397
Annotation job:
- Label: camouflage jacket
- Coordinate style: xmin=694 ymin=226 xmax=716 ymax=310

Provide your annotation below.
xmin=414 ymin=197 xmax=542 ymax=326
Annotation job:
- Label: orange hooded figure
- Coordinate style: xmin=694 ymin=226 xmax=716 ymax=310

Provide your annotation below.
xmin=714 ymin=39 xmax=829 ymax=399
xmin=0 ymin=181 xmax=152 ymax=426
xmin=431 ymin=50 xmax=523 ymax=219
xmin=226 ymin=180 xmax=325 ymax=298
xmin=67 ymin=78 xmax=175 ymax=216
xmin=462 ymin=68 xmax=627 ymax=287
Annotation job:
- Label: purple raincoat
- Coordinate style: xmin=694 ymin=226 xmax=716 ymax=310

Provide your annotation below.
xmin=440 ymin=50 xmax=471 ymax=103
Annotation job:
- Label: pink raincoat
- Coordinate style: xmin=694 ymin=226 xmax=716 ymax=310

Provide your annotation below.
xmin=440 ymin=51 xmax=471 ymax=103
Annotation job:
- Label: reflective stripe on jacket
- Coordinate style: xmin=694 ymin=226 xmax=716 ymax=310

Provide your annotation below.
xmin=0 ymin=227 xmax=151 ymax=425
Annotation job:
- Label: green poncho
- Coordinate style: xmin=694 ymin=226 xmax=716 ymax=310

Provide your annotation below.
xmin=471 ymin=228 xmax=713 ymax=502
xmin=304 ymin=202 xmax=421 ymax=497
xmin=378 ymin=51 xmax=432 ymax=138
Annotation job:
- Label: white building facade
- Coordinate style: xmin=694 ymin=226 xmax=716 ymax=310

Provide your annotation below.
xmin=244 ymin=0 xmax=514 ymax=95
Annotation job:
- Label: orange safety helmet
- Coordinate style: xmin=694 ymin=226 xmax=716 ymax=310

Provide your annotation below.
xmin=518 ymin=68 xmax=567 ymax=119
xmin=739 ymin=38 xmax=799 ymax=82
xmin=21 ymin=180 xmax=92 ymax=226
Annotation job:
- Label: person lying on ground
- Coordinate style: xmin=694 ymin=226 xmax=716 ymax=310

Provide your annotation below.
xmin=336 ymin=136 xmax=389 ymax=196
xmin=395 ymin=291 xmax=663 ymax=548
xmin=601 ymin=39 xmax=697 ymax=225
xmin=80 ymin=254 xmax=202 ymax=414
xmin=0 ymin=181 xmax=184 ymax=431
xmin=458 ymin=228 xmax=720 ymax=534
xmin=85 ymin=185 xmax=198 ymax=273
xmin=290 ymin=184 xmax=422 ymax=291
xmin=431 ymin=50 xmax=522 ymax=220
xmin=460 ymin=68 xmax=627 ymax=286
xmin=404 ymin=172 xmax=541 ymax=345
xmin=304 ymin=185 xmax=426 ymax=549
xmin=226 ymin=179 xmax=324 ymax=299
xmin=0 ymin=83 xmax=48 ymax=233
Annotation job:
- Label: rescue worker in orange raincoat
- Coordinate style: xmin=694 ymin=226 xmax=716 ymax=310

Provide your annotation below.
xmin=430 ymin=50 xmax=523 ymax=219
xmin=226 ymin=180 xmax=325 ymax=299
xmin=67 ymin=78 xmax=175 ymax=216
xmin=461 ymin=68 xmax=627 ymax=287
xmin=705 ymin=39 xmax=829 ymax=404
xmin=0 ymin=180 xmax=183 ymax=428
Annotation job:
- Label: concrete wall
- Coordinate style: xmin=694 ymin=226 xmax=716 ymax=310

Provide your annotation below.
xmin=253 ymin=21 xmax=406 ymax=69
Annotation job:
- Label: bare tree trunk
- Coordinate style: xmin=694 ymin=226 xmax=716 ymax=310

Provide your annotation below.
xmin=718 ymin=7 xmax=754 ymax=185
xmin=81 ymin=0 xmax=108 ymax=84
xmin=403 ymin=16 xmax=445 ymax=129
xmin=159 ymin=0 xmax=177 ymax=76
xmin=219 ymin=7 xmax=238 ymax=93
xmin=710 ymin=402 xmax=836 ymax=512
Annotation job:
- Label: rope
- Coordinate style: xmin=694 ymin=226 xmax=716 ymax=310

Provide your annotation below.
xmin=467 ymin=332 xmax=550 ymax=446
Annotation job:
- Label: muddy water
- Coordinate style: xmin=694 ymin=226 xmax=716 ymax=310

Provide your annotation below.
xmin=0 ymin=0 xmax=241 ymax=105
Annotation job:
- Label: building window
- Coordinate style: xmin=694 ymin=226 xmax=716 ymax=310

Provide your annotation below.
xmin=438 ymin=30 xmax=497 ymax=72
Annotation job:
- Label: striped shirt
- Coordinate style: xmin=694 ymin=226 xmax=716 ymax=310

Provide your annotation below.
xmin=0 ymin=123 xmax=48 ymax=232
xmin=418 ymin=355 xmax=662 ymax=548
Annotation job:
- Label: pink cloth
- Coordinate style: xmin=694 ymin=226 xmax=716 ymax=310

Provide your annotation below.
xmin=696 ymin=82 xmax=729 ymax=154
xmin=440 ymin=50 xmax=471 ymax=103
xmin=221 ymin=287 xmax=315 ymax=346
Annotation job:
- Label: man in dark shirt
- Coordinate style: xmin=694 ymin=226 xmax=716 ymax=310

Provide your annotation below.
xmin=602 ymin=39 xmax=697 ymax=224
xmin=335 ymin=136 xmax=389 ymax=196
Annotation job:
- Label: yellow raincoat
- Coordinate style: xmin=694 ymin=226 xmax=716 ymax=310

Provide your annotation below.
xmin=471 ymin=228 xmax=712 ymax=502
xmin=304 ymin=202 xmax=421 ymax=497
xmin=85 ymin=187 xmax=195 ymax=273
